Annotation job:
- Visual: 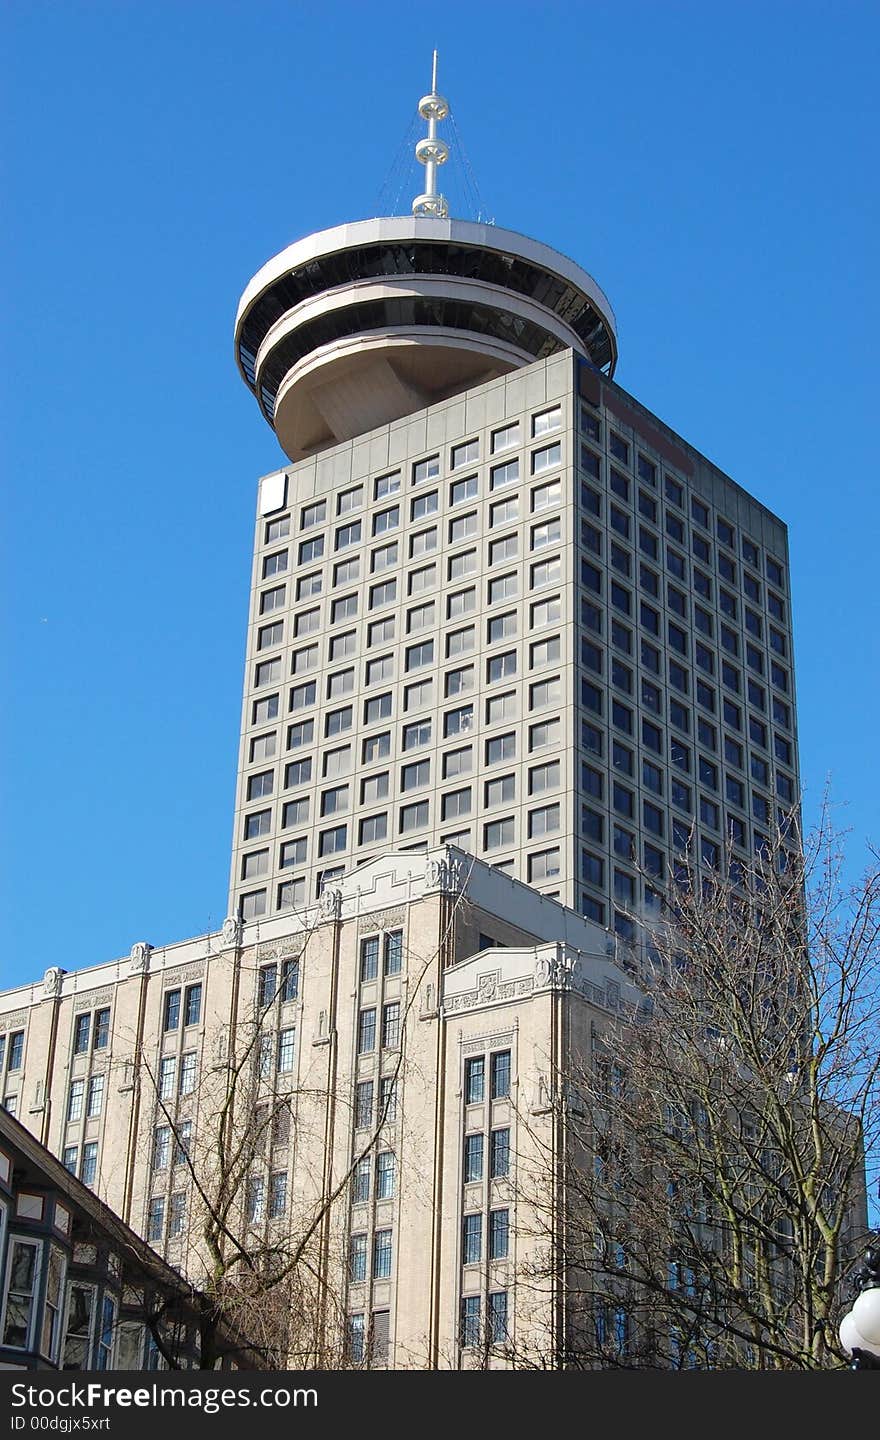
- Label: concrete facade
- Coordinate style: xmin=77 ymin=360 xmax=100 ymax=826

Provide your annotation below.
xmin=228 ymin=353 xmax=798 ymax=950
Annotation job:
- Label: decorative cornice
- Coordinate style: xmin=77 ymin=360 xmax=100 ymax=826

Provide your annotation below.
xmin=446 ymin=978 xmax=534 ymax=1015
xmin=460 ymin=1028 xmax=517 ymax=1056
xmin=74 ymin=990 xmax=114 ymax=1013
xmin=159 ymin=963 xmax=206 ymax=987
xmin=0 ymin=1011 xmax=28 ymax=1031
xmin=255 ymin=936 xmax=304 ymax=963
xmin=357 ymin=907 xmax=407 ymax=935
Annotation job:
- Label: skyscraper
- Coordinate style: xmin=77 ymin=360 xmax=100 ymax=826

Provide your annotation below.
xmin=228 ymin=60 xmax=798 ymax=943
xmin=0 ymin=60 xmax=809 ymax=1370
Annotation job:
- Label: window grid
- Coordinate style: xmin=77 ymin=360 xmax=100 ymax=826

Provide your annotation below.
xmin=237 ymin=398 xmax=795 ymax=921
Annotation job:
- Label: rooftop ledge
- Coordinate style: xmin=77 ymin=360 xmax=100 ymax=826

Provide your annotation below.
xmin=0 ymin=846 xmax=614 ymax=1010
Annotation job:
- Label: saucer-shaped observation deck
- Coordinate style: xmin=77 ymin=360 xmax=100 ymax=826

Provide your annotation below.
xmin=234 ymin=215 xmax=618 ymax=463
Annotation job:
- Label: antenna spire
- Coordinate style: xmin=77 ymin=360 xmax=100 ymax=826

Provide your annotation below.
xmin=412 ymin=49 xmax=449 ymax=219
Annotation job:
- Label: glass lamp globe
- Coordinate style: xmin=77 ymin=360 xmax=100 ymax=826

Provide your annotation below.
xmin=839 ymin=1310 xmax=864 ymax=1355
xmin=851 ymin=1287 xmax=880 ymax=1349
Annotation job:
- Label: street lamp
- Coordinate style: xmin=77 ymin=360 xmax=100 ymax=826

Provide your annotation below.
xmin=839 ymin=1239 xmax=880 ymax=1370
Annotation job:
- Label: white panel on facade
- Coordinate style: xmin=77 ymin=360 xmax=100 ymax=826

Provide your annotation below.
xmin=259 ymin=472 xmax=287 ymax=515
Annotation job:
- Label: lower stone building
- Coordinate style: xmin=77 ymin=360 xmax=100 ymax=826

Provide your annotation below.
xmin=0 ymin=847 xmax=637 ymax=1368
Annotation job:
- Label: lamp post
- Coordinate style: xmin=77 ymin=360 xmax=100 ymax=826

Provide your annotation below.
xmin=839 ymin=1239 xmax=880 ymax=1370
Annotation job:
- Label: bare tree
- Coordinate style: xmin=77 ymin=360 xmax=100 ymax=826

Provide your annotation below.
xmin=136 ymin=873 xmax=475 ymax=1369
xmin=138 ymin=953 xmax=327 ymax=1368
xmin=515 ymin=806 xmax=879 ymax=1369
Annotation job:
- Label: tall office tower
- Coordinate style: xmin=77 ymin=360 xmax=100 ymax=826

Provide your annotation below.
xmin=0 ymin=62 xmax=810 ymax=1372
xmin=228 ymin=65 xmax=798 ymax=939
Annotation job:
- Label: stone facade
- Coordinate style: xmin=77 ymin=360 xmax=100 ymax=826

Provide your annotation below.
xmin=0 ymin=848 xmax=641 ymax=1368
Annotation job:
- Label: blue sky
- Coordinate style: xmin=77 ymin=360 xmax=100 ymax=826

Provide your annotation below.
xmin=2 ymin=1 xmax=878 ymax=988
